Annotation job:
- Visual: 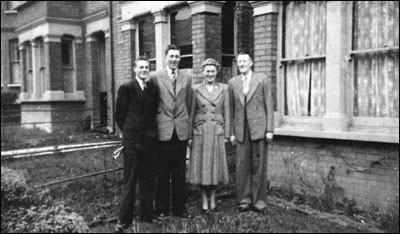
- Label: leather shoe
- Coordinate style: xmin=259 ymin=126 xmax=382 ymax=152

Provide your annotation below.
xmin=174 ymin=212 xmax=192 ymax=219
xmin=236 ymin=203 xmax=251 ymax=212
xmin=114 ymin=221 xmax=131 ymax=233
xmin=252 ymin=206 xmax=268 ymax=214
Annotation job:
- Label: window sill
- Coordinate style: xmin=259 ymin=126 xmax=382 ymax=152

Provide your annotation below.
xmin=274 ymin=127 xmax=399 ymax=143
xmin=20 ymin=91 xmax=85 ymax=103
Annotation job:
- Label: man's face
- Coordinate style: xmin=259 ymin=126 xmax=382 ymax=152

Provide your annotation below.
xmin=237 ymin=54 xmax=253 ymax=74
xmin=166 ymin=49 xmax=181 ymax=70
xmin=134 ymin=60 xmax=150 ymax=79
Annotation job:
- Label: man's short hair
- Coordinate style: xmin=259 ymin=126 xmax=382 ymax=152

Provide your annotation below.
xmin=237 ymin=51 xmax=253 ymax=62
xmin=134 ymin=55 xmax=150 ymax=67
xmin=165 ymin=44 xmax=181 ymax=55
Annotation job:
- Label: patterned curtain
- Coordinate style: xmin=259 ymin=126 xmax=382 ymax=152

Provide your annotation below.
xmin=284 ymin=1 xmax=326 ymax=116
xmin=353 ymin=1 xmax=399 ymax=117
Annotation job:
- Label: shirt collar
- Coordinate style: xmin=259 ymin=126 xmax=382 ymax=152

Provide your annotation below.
xmin=241 ymin=70 xmax=253 ymax=81
xmin=135 ymin=76 xmax=146 ymax=86
xmin=166 ymin=66 xmax=178 ymax=79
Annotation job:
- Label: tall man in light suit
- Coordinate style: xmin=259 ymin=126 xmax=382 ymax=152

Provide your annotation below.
xmin=229 ymin=52 xmax=274 ymax=213
xmin=150 ymin=45 xmax=192 ymax=218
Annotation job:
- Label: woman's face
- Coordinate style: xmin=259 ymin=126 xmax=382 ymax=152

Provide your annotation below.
xmin=203 ymin=65 xmax=218 ymax=84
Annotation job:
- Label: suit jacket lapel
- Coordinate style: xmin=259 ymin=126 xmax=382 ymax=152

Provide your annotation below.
xmin=161 ymin=69 xmax=175 ymax=98
xmin=234 ymin=76 xmax=245 ymax=106
xmin=246 ymin=73 xmax=260 ymax=104
xmin=197 ymin=83 xmax=223 ymax=106
xmin=175 ymin=70 xmax=184 ymax=97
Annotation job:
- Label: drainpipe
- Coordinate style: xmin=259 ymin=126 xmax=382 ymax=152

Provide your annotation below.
xmin=109 ymin=1 xmax=116 ymax=134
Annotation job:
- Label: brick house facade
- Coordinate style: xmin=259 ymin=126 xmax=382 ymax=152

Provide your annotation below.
xmin=1 ymin=1 xmax=398 ymax=215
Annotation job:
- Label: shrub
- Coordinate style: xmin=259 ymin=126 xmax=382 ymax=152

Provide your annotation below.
xmin=1 ymin=91 xmax=18 ymax=106
xmin=1 ymin=166 xmax=29 ymax=208
xmin=1 ymin=167 xmax=89 ymax=233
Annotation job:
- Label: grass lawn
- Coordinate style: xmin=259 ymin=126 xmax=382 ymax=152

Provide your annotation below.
xmin=2 ymin=144 xmax=397 ymax=233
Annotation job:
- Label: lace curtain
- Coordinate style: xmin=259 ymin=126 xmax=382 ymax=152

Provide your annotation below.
xmin=284 ymin=1 xmax=326 ymax=117
xmin=353 ymin=1 xmax=399 ymax=118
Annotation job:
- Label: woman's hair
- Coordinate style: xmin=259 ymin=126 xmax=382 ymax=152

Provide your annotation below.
xmin=202 ymin=58 xmax=220 ymax=72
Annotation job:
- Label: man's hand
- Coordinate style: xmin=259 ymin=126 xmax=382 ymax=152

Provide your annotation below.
xmin=188 ymin=139 xmax=192 ymax=148
xmin=230 ymin=135 xmax=236 ymax=146
xmin=266 ymin=132 xmax=273 ymax=142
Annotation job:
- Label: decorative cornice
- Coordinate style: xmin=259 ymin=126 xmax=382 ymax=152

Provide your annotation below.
xmin=18 ymin=22 xmax=82 ymax=44
xmin=188 ymin=1 xmax=224 ymax=15
xmin=152 ymin=10 xmax=168 ymax=24
xmin=16 ymin=17 xmax=82 ymax=33
xmin=250 ymin=1 xmax=279 ymax=16
xmin=120 ymin=19 xmax=136 ymax=32
xmin=82 ymin=11 xmax=109 ymax=23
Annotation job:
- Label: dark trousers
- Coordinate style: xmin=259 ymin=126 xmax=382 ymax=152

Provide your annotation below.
xmin=118 ymin=147 xmax=156 ymax=225
xmin=155 ymin=130 xmax=187 ymax=215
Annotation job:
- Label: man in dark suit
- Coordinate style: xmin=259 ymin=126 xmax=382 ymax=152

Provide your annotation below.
xmin=229 ymin=52 xmax=274 ymax=213
xmin=150 ymin=45 xmax=192 ymax=219
xmin=114 ymin=56 xmax=159 ymax=231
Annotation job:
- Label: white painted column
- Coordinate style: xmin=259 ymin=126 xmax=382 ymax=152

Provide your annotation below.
xmin=152 ymin=10 xmax=170 ymax=71
xmin=323 ymin=1 xmax=349 ymax=131
xmin=31 ymin=40 xmax=39 ymax=99
xmin=18 ymin=44 xmax=30 ymax=100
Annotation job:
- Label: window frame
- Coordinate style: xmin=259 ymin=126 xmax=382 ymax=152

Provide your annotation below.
xmin=276 ymin=1 xmax=398 ymax=142
xmin=347 ymin=1 xmax=399 ymax=131
xmin=277 ymin=1 xmax=326 ymax=129
xmin=61 ymin=35 xmax=77 ymax=93
xmin=136 ymin=14 xmax=157 ymax=71
xmin=9 ymin=39 xmax=21 ymax=85
xmin=169 ymin=6 xmax=193 ymax=69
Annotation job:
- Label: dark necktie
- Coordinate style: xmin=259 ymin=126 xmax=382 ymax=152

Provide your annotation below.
xmin=140 ymin=78 xmax=147 ymax=90
xmin=171 ymin=70 xmax=177 ymax=95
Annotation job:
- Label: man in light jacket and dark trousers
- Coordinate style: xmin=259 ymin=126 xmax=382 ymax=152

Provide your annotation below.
xmin=150 ymin=44 xmax=193 ymax=219
xmin=229 ymin=52 xmax=274 ymax=214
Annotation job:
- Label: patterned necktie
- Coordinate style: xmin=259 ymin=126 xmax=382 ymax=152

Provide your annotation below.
xmin=171 ymin=70 xmax=177 ymax=95
xmin=243 ymin=75 xmax=249 ymax=95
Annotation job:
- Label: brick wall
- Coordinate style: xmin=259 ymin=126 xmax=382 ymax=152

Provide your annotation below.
xmin=1 ymin=1 xmax=18 ymax=89
xmin=47 ymin=1 xmax=81 ymax=20
xmin=253 ymin=13 xmax=278 ymax=111
xmin=81 ymin=1 xmax=108 ymax=17
xmin=21 ymin=102 xmax=84 ymax=132
xmin=120 ymin=29 xmax=135 ymax=82
xmin=84 ymin=40 xmax=99 ymax=126
xmin=16 ymin=1 xmax=47 ymax=28
xmin=75 ymin=43 xmax=85 ymax=91
xmin=192 ymin=13 xmax=222 ymax=84
xmin=268 ymin=136 xmax=399 ymax=214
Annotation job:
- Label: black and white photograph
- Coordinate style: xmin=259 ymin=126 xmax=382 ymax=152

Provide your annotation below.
xmin=1 ymin=1 xmax=399 ymax=233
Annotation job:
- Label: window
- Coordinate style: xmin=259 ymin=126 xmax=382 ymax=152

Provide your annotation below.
xmin=170 ymin=6 xmax=192 ymax=69
xmin=352 ymin=1 xmax=399 ymax=118
xmin=61 ymin=36 xmax=74 ymax=67
xmin=138 ymin=15 xmax=156 ymax=71
xmin=23 ymin=42 xmax=33 ymax=94
xmin=281 ymin=1 xmax=326 ymax=117
xmin=9 ymin=39 xmax=21 ymax=84
xmin=61 ymin=35 xmax=75 ymax=93
xmin=37 ymin=38 xmax=45 ymax=95
xmin=222 ymin=1 xmax=235 ymax=67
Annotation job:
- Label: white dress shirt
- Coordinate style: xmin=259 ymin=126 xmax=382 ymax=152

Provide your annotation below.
xmin=242 ymin=70 xmax=252 ymax=96
xmin=136 ymin=77 xmax=147 ymax=90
